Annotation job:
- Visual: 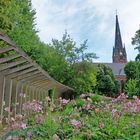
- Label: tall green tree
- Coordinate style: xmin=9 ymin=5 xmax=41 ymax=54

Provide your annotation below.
xmin=0 ymin=1 xmax=98 ymax=94
xmin=124 ymin=27 xmax=140 ymax=97
xmin=95 ymin=64 xmax=120 ymax=97
xmin=0 ymin=0 xmax=13 ymax=33
xmin=69 ymin=61 xmax=97 ymax=93
xmin=47 ymin=32 xmax=98 ymax=92
xmin=132 ymin=28 xmax=140 ymax=54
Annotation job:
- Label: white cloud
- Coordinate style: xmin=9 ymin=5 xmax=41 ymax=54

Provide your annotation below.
xmin=31 ymin=0 xmax=140 ymax=62
xmin=87 ymin=0 xmax=140 ymax=61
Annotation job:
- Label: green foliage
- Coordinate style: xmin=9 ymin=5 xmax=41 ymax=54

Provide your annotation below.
xmin=44 ymin=32 xmax=98 ymax=93
xmin=90 ymin=94 xmax=101 ymax=103
xmin=124 ymin=61 xmax=140 ymax=97
xmin=75 ymin=99 xmax=85 ymax=108
xmin=70 ymin=61 xmax=97 ymax=93
xmin=62 ymin=103 xmax=74 ymax=116
xmin=125 ymin=79 xmax=139 ymax=98
xmin=124 ymin=61 xmax=139 ymax=80
xmin=96 ymin=64 xmax=119 ymax=97
xmin=0 ymin=0 xmax=98 ymax=94
xmin=132 ymin=28 xmax=140 ymax=54
xmin=130 ymin=27 xmax=140 ymax=97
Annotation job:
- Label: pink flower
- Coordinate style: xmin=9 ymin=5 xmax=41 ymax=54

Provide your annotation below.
xmin=4 ymin=107 xmax=10 ymax=112
xmin=123 ymin=107 xmax=130 ymax=112
xmin=80 ymin=94 xmax=86 ymax=99
xmin=133 ymin=96 xmax=138 ymax=100
xmin=113 ymin=93 xmax=128 ymax=103
xmin=70 ymin=119 xmax=81 ymax=128
xmin=59 ymin=98 xmax=70 ymax=105
xmin=26 ymin=131 xmax=32 ymax=137
xmin=105 ymin=104 xmax=110 ymax=110
xmin=20 ymin=122 xmax=27 ymax=129
xmin=95 ymin=108 xmax=100 ymax=113
xmin=125 ymin=101 xmax=132 ymax=107
xmin=11 ymin=122 xmax=20 ymax=129
xmin=133 ymin=104 xmax=139 ymax=112
xmin=82 ymin=104 xmax=91 ymax=110
xmin=35 ymin=114 xmax=44 ymax=124
xmin=111 ymin=109 xmax=117 ymax=117
xmin=133 ymin=96 xmax=140 ymax=103
xmin=23 ymin=100 xmax=42 ymax=113
xmin=52 ymin=134 xmax=59 ymax=140
xmin=99 ymin=123 xmax=104 ymax=129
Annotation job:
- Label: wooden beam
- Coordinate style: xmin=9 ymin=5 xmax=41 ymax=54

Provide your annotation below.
xmin=0 ymin=47 xmax=14 ymax=54
xmin=0 ymin=58 xmax=27 ymax=71
xmin=15 ymin=71 xmax=41 ymax=81
xmin=0 ymin=54 xmax=21 ymax=63
xmin=8 ymin=67 xmax=38 ymax=79
xmin=3 ymin=63 xmax=34 ymax=75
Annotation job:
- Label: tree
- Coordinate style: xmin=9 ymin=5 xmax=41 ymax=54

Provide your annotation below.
xmin=125 ymin=79 xmax=139 ymax=98
xmin=124 ymin=61 xmax=140 ymax=97
xmin=51 ymin=31 xmax=98 ymax=64
xmin=0 ymin=1 xmax=98 ymax=94
xmin=124 ymin=61 xmax=139 ymax=80
xmin=0 ymin=0 xmax=13 ymax=33
xmin=46 ymin=32 xmax=98 ymax=92
xmin=127 ymin=27 xmax=140 ymax=97
xmin=95 ymin=64 xmax=119 ymax=97
xmin=132 ymin=28 xmax=140 ymax=54
xmin=69 ymin=61 xmax=97 ymax=93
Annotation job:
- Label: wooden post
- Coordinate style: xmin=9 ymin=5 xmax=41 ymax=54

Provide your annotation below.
xmin=4 ymin=78 xmax=13 ymax=120
xmin=11 ymin=80 xmax=17 ymax=117
xmin=16 ymin=82 xmax=22 ymax=114
xmin=0 ymin=74 xmax=5 ymax=121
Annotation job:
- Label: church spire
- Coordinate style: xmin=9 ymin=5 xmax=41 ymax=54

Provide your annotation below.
xmin=112 ymin=14 xmax=127 ymax=63
xmin=115 ymin=14 xmax=123 ymax=49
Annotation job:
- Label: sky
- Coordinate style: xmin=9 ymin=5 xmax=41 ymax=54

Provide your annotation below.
xmin=31 ymin=0 xmax=140 ymax=62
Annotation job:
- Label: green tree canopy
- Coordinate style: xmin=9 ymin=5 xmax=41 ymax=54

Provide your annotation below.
xmin=0 ymin=0 xmax=98 ymax=94
xmin=95 ymin=64 xmax=120 ymax=96
xmin=132 ymin=28 xmax=140 ymax=54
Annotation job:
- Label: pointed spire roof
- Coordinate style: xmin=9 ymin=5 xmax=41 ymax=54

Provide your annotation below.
xmin=112 ymin=13 xmax=127 ymax=63
xmin=115 ymin=14 xmax=123 ymax=49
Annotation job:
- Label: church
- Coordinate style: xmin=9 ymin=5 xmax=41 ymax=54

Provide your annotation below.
xmin=95 ymin=14 xmax=128 ymax=92
xmin=107 ymin=14 xmax=127 ymax=80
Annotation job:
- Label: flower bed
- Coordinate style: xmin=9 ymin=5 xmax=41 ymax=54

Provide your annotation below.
xmin=1 ymin=94 xmax=140 ymax=140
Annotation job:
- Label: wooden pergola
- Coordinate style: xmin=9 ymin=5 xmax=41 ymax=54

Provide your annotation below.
xmin=0 ymin=32 xmax=73 ymax=121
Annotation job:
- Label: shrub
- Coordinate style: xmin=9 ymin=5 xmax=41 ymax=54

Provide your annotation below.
xmin=125 ymin=79 xmax=139 ymax=98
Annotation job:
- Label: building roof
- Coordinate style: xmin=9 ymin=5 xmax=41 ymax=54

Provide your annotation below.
xmin=93 ymin=63 xmax=126 ymax=76
xmin=115 ymin=15 xmax=123 ymax=49
xmin=112 ymin=14 xmax=127 ymax=63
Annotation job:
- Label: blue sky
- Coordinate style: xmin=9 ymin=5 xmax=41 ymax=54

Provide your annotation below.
xmin=31 ymin=0 xmax=140 ymax=62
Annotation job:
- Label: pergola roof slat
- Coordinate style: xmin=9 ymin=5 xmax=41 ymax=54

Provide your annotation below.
xmin=0 ymin=47 xmax=14 ymax=54
xmin=0 ymin=54 xmax=21 ymax=63
xmin=0 ymin=58 xmax=27 ymax=71
xmin=3 ymin=63 xmax=34 ymax=75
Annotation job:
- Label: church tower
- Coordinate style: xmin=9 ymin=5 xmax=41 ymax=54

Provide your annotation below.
xmin=112 ymin=14 xmax=127 ymax=63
